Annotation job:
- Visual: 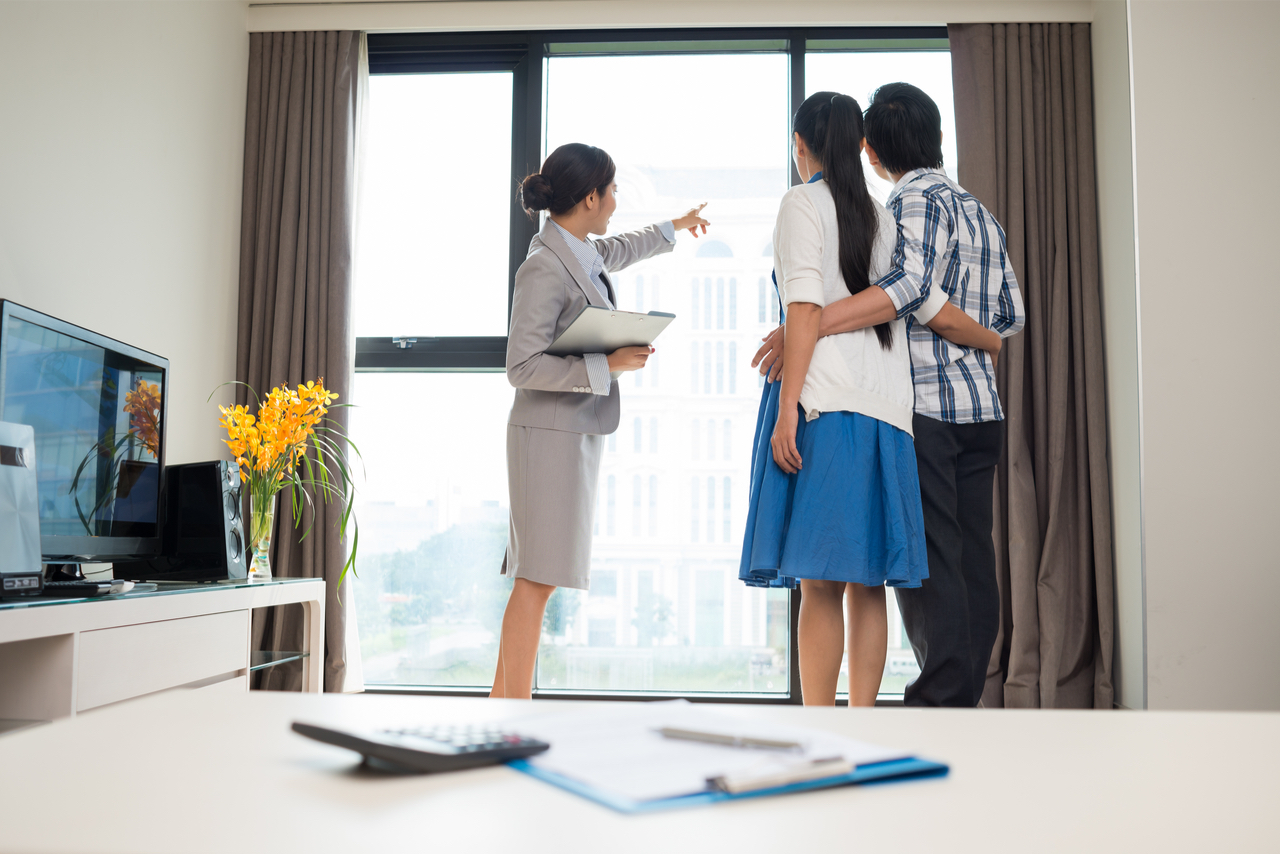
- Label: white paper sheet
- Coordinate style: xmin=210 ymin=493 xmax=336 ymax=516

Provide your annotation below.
xmin=504 ymin=701 xmax=908 ymax=803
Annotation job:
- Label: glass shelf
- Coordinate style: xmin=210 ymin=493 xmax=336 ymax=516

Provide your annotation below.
xmin=249 ymin=651 xmax=309 ymax=672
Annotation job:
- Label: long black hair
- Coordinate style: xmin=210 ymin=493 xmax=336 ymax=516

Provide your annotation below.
xmin=794 ymin=91 xmax=892 ymax=350
xmin=519 ymin=143 xmax=616 ymax=218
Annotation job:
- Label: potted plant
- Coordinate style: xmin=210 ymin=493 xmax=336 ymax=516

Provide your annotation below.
xmin=217 ymin=379 xmax=359 ymax=585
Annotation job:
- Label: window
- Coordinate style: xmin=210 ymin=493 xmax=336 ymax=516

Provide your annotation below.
xmin=354 ymin=27 xmax=951 ymax=700
xmin=697 ymin=241 xmax=734 ymax=259
xmin=632 ymin=475 xmax=642 ymax=536
xmin=729 ymin=342 xmax=737 ymax=394
xmin=716 ymin=341 xmax=725 ymax=394
xmin=690 ymin=478 xmax=700 ymax=543
xmin=648 ymin=475 xmax=658 ymax=537
xmin=354 ymin=73 xmax=512 ymax=340
xmin=695 ymin=570 xmax=725 ymax=646
xmin=594 ymin=570 xmax=618 ymax=597
xmin=606 ymin=475 xmax=617 ymax=535
xmin=724 ymin=476 xmax=733 ymax=542
xmin=703 ymin=342 xmax=712 ymax=395
xmin=689 ymin=342 xmax=698 ymax=393
xmin=706 ymin=476 xmax=716 ymax=543
xmin=348 ymin=374 xmax=512 ymax=687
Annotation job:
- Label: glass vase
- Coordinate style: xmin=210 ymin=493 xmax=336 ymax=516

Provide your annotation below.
xmin=248 ymin=491 xmax=277 ymax=582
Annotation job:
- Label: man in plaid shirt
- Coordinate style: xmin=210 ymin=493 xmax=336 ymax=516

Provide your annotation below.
xmin=754 ymin=83 xmax=1025 ymax=706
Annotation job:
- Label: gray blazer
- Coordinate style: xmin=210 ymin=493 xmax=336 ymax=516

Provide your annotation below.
xmin=506 ymin=219 xmax=675 ymax=435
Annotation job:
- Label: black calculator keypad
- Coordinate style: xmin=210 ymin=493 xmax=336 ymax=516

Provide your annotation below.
xmin=291 ymin=720 xmax=551 ymax=773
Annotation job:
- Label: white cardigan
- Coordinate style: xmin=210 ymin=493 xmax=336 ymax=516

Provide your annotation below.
xmin=772 ymin=179 xmax=945 ymax=436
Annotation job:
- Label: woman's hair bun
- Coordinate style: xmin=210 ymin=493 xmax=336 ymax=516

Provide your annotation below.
xmin=520 ymin=173 xmax=554 ymax=213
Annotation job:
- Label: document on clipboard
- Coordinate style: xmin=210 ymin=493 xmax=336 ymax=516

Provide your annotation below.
xmin=545 ymin=306 xmax=676 ymax=377
xmin=502 ymin=701 xmax=949 ymax=814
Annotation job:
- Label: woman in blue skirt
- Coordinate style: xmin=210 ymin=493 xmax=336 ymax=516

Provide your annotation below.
xmin=739 ymin=92 xmax=1000 ymax=706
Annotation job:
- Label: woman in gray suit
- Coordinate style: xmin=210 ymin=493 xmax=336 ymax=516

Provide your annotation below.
xmin=491 ymin=143 xmax=709 ymax=699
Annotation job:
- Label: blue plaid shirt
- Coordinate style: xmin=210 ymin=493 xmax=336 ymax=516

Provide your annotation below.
xmin=875 ymin=169 xmax=1025 ymax=424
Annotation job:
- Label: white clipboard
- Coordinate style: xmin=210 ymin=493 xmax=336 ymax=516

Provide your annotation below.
xmin=545 ymin=306 xmax=677 ymax=359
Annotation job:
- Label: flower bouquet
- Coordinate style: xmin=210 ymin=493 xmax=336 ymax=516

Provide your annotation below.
xmin=217 ymin=379 xmax=359 ymax=584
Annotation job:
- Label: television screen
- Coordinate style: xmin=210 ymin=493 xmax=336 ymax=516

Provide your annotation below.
xmin=0 ymin=307 xmax=166 ymax=549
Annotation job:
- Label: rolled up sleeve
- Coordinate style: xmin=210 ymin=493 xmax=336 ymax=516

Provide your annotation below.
xmin=875 ymin=190 xmax=949 ymax=318
xmin=992 ymin=245 xmax=1026 ymax=337
xmin=911 ymin=285 xmax=950 ymax=325
xmin=775 ymin=192 xmax=826 ymax=307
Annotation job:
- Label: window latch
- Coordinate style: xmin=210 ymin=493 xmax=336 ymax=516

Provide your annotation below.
xmin=392 ymin=337 xmax=418 ymax=350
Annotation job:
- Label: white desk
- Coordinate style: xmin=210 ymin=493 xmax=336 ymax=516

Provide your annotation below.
xmin=0 ymin=689 xmax=1273 ymax=853
xmin=0 ymin=578 xmax=324 ymax=721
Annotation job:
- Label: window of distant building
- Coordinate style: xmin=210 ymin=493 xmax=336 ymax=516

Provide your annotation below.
xmin=696 ymin=240 xmax=734 ymax=258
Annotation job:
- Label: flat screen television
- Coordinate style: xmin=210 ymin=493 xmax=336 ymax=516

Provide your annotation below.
xmin=0 ymin=300 xmax=169 ymax=563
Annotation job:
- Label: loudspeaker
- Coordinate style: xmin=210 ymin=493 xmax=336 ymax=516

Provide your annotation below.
xmin=114 ymin=461 xmax=246 ymax=582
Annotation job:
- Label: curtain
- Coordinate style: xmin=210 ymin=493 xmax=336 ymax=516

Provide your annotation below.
xmin=948 ymin=23 xmax=1115 ymax=708
xmin=238 ymin=31 xmax=366 ymax=693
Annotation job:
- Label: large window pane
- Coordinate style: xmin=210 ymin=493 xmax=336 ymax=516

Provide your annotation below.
xmin=537 ymin=53 xmax=791 ymax=694
xmin=805 ymin=52 xmax=958 ymax=203
xmin=351 ymin=373 xmax=512 ymax=687
xmin=354 ymin=73 xmax=513 ymax=338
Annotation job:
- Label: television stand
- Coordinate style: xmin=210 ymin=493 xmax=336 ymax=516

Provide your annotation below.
xmin=0 ymin=577 xmax=324 ymax=722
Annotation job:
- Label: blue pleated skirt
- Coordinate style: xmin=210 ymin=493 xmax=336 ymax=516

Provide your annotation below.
xmin=738 ymin=377 xmax=929 ymax=589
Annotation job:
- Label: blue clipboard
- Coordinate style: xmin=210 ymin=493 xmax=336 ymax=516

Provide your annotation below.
xmin=508 ymin=756 xmax=949 ymax=814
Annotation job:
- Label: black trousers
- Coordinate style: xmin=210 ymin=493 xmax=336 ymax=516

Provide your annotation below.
xmin=895 ymin=414 xmax=1004 ymax=707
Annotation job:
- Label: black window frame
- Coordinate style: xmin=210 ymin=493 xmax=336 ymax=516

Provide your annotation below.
xmin=355 ymin=26 xmax=949 ymax=704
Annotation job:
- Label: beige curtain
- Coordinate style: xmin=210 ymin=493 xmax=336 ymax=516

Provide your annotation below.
xmin=238 ymin=31 xmax=365 ymax=692
xmin=949 ymin=23 xmax=1115 ymax=708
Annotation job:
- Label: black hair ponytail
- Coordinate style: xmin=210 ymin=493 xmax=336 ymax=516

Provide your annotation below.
xmin=794 ymin=92 xmax=892 ymax=350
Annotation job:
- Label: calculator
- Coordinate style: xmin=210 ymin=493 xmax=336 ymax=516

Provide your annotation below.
xmin=291 ymin=721 xmax=550 ymax=773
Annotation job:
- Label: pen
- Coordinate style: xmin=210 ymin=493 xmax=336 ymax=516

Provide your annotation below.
xmin=656 ymin=726 xmax=803 ymax=751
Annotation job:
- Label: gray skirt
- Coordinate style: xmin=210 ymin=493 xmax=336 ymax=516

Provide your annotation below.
xmin=503 ymin=424 xmax=603 ymax=590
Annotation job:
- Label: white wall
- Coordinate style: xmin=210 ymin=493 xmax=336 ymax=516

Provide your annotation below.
xmin=1129 ymin=0 xmax=1280 ymax=711
xmin=1090 ymin=0 xmax=1144 ymax=708
xmin=0 ymin=1 xmax=248 ymax=466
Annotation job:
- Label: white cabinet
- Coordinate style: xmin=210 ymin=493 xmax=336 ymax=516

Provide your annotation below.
xmin=0 ymin=578 xmax=324 ymax=721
